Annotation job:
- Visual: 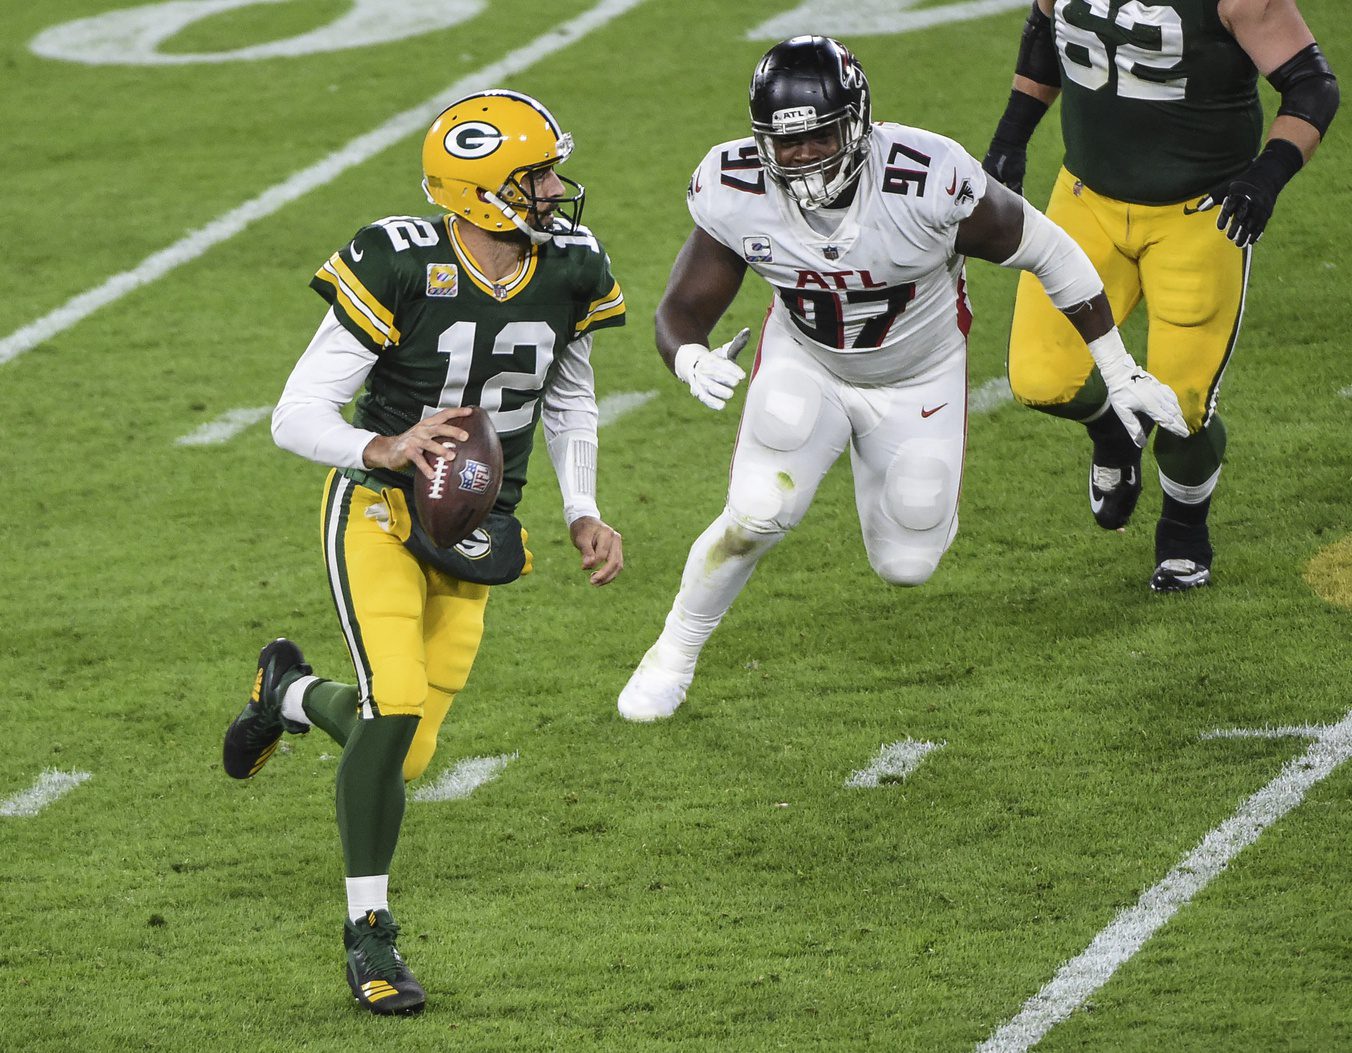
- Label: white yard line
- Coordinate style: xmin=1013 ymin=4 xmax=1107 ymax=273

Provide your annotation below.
xmin=845 ymin=739 xmax=944 ymax=788
xmin=0 ymin=769 xmax=92 ymax=817
xmin=174 ymin=405 xmax=272 ymax=446
xmin=1200 ymin=725 xmax=1326 ymax=741
xmin=412 ymin=752 xmax=518 ymax=802
xmin=0 ymin=0 xmax=649 ymax=368
xmin=978 ymin=707 xmax=1352 ymax=1052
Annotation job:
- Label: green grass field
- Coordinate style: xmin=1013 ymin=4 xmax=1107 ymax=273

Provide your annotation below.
xmin=3 ymin=1 xmax=1351 ymax=1049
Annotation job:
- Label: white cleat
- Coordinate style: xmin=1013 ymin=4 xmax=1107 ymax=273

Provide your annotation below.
xmin=617 ymin=645 xmax=694 ymax=722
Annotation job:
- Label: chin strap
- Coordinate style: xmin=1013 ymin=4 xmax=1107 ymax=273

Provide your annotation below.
xmin=481 ymin=189 xmax=554 ymax=244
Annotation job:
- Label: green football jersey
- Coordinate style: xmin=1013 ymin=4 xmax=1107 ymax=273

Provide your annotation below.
xmin=310 ymin=214 xmax=626 ymax=514
xmin=1053 ymin=0 xmax=1263 ymax=204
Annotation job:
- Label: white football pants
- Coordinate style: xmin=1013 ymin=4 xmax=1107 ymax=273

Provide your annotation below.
xmin=654 ymin=311 xmax=968 ymax=669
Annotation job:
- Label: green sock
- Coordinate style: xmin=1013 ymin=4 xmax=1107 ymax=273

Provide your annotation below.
xmin=336 ymin=715 xmax=419 ymax=877
xmin=302 ymin=680 xmax=360 ymax=747
xmin=1155 ymin=414 xmax=1226 ymax=487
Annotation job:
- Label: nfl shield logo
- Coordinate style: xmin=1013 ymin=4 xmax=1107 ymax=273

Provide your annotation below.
xmin=457 ymin=459 xmax=492 ymax=494
xmin=822 ymin=246 xmax=840 ymax=260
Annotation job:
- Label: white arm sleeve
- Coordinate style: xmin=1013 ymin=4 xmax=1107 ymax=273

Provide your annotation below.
xmin=999 ymin=198 xmax=1105 ymax=310
xmin=271 ymin=309 xmax=382 ymax=469
xmin=541 ymin=334 xmax=600 ymax=525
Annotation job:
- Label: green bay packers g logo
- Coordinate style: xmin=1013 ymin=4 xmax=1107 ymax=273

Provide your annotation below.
xmin=445 ymin=122 xmax=505 ymax=159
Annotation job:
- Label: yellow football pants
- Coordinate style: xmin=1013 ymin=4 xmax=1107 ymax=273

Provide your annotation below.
xmin=1009 ymin=167 xmax=1249 ymax=433
xmin=320 ymin=470 xmax=489 ymax=782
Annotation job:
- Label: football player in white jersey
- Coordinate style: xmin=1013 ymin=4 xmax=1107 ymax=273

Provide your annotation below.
xmin=617 ymin=36 xmax=1187 ymax=721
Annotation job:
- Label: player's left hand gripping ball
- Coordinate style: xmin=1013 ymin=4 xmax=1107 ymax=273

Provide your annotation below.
xmin=415 ymin=406 xmax=504 ymax=547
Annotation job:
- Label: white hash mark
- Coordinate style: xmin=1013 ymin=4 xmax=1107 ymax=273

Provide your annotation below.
xmin=0 ymin=769 xmax=93 ymax=817
xmin=412 ymin=752 xmax=518 ymax=802
xmin=845 ymin=739 xmax=944 ymax=788
xmin=599 ymin=390 xmax=658 ymax=427
xmin=174 ymin=406 xmax=272 ymax=446
xmin=978 ymin=707 xmax=1352 ymax=1052
xmin=971 ymin=375 xmax=1014 ymax=415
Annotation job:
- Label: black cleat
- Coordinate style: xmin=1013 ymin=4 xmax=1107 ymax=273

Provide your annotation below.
xmin=345 ymin=909 xmax=426 ymax=1016
xmin=1150 ymin=517 xmax=1213 ymax=593
xmin=222 ymin=638 xmax=311 ymax=779
xmin=1150 ymin=558 xmax=1212 ymax=592
xmin=1088 ymin=456 xmax=1143 ymax=531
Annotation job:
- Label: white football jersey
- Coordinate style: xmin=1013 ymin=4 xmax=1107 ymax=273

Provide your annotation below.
xmin=687 ymin=123 xmax=987 ymax=383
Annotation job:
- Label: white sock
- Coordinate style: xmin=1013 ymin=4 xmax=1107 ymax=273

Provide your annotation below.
xmin=346 ymin=874 xmax=390 ymax=923
xmin=281 ymin=675 xmax=318 ymax=726
xmin=655 ymin=510 xmax=781 ymax=669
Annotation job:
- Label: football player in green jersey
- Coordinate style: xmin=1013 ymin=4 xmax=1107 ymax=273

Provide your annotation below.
xmin=983 ymin=0 xmax=1338 ymax=590
xmin=222 ymin=89 xmax=626 ymax=1015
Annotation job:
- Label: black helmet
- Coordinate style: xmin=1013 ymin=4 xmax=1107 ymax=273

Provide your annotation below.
xmin=749 ymin=36 xmax=872 ymax=209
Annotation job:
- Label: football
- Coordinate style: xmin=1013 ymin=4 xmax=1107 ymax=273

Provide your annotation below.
xmin=414 ymin=406 xmax=503 ymax=548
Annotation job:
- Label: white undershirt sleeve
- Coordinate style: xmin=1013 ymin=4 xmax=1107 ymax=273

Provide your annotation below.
xmin=271 ymin=309 xmax=382 ymax=469
xmin=541 ymin=334 xmax=601 ymax=526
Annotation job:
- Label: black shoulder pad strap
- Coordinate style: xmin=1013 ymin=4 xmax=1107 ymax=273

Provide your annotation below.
xmin=1268 ymin=43 xmax=1340 ymax=138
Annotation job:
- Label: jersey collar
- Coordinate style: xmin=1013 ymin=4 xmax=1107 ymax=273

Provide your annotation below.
xmin=445 ymin=217 xmax=539 ymax=302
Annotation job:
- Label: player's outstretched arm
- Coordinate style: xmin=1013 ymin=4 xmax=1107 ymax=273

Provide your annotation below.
xmin=983 ymin=0 xmax=1061 ymax=195
xmin=957 ymin=180 xmax=1188 ymax=444
xmin=656 ymin=226 xmax=751 ymax=411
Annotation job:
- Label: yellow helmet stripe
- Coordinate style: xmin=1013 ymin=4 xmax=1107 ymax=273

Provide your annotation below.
xmin=314 ymin=254 xmax=401 ymax=347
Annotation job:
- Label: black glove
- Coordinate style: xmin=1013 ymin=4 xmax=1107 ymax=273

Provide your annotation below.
xmin=982 ymin=145 xmax=1028 ymax=197
xmin=1201 ymin=139 xmax=1304 ymax=248
xmin=982 ymin=90 xmax=1049 ymax=197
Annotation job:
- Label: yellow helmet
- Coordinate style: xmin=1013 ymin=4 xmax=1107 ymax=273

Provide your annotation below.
xmin=421 ymin=90 xmax=584 ymax=244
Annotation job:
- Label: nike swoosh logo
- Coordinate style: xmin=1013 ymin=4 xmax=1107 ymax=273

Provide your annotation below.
xmin=1182 ymin=196 xmax=1211 ymax=216
xmin=1089 ymin=490 xmax=1105 ymax=514
xmin=946 ymin=173 xmax=957 ymax=195
xmin=694 ymin=170 xmax=703 ymax=193
xmin=920 ymin=403 xmax=948 ymax=418
xmin=349 ymin=241 xmax=364 ymax=261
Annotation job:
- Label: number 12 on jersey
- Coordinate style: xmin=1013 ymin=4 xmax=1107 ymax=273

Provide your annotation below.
xmin=432 ymin=320 xmax=557 ymax=432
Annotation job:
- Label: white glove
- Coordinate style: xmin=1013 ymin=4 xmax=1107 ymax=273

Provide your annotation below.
xmin=1088 ymin=330 xmax=1189 ymax=445
xmin=673 ymin=328 xmax=750 ymax=411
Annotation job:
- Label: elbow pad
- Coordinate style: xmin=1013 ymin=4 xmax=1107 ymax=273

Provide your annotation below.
xmin=1015 ymin=2 xmax=1061 ymax=87
xmin=1269 ymin=43 xmax=1340 ymax=138
xmin=999 ymin=199 xmax=1103 ymax=310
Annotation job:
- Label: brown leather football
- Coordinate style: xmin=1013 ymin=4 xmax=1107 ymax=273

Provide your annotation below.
xmin=414 ymin=406 xmax=503 ymax=548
